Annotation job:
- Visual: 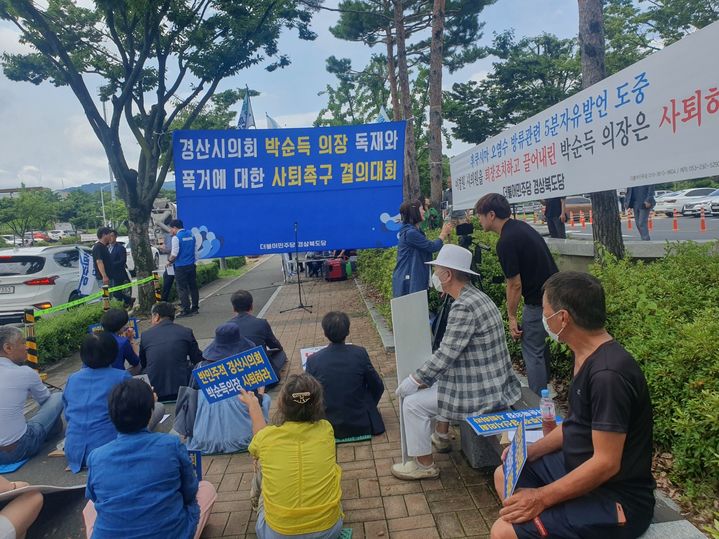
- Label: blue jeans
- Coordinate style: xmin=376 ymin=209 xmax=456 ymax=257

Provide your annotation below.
xmin=256 ymin=507 xmax=343 ymax=539
xmin=522 ymin=305 xmax=550 ymax=396
xmin=0 ymin=392 xmax=64 ymax=464
xmin=634 ymin=207 xmax=651 ymax=241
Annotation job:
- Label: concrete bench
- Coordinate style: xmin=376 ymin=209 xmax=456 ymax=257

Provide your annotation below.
xmin=460 ymin=386 xmax=540 ymax=469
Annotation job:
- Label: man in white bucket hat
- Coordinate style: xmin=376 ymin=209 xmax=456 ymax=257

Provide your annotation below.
xmin=392 ymin=244 xmax=521 ymax=480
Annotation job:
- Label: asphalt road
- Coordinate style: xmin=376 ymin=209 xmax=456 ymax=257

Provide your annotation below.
xmin=4 ymin=255 xmax=284 ymax=539
xmin=564 ymin=215 xmax=719 ymax=241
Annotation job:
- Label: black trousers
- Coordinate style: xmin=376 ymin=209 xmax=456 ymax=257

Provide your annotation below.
xmin=174 ymin=264 xmax=199 ymax=312
xmin=546 ymin=215 xmax=567 ymax=239
xmin=161 ymin=269 xmax=175 ymax=302
xmin=110 ymin=274 xmax=133 ymax=306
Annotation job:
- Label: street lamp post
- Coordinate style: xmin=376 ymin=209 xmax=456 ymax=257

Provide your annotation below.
xmin=99 ymin=185 xmax=108 ymax=227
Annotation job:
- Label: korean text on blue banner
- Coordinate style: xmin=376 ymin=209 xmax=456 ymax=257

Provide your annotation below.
xmin=466 ymin=408 xmax=563 ymax=437
xmin=192 ymin=346 xmax=278 ymax=404
xmin=172 ymin=122 xmax=406 ymax=257
xmin=503 ymin=419 xmax=528 ymax=499
xmin=188 ymin=450 xmax=202 ymax=480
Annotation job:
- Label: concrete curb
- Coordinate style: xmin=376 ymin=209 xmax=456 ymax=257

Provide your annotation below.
xmin=354 ymin=278 xmax=395 ymax=352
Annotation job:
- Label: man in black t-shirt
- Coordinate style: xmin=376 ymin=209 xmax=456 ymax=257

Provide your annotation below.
xmin=490 ymin=272 xmax=655 ymax=539
xmin=543 ymin=197 xmax=567 ymax=239
xmin=92 ymin=227 xmax=112 ymax=288
xmin=475 ymin=193 xmax=558 ymax=395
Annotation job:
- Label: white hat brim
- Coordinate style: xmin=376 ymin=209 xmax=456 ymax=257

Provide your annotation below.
xmin=425 ymin=259 xmax=480 ymax=276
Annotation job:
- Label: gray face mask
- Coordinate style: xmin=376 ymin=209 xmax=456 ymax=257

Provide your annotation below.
xmin=542 ymin=310 xmax=565 ymax=342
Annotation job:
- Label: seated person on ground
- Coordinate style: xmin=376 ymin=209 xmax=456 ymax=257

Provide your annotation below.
xmin=0 ymin=475 xmax=44 ymax=539
xmin=187 ymin=323 xmax=270 ymax=454
xmin=239 ymin=374 xmax=343 ymax=539
xmin=228 ymin=290 xmax=287 ymax=377
xmin=140 ymin=302 xmax=203 ymax=401
xmin=306 ymin=311 xmax=385 ymax=439
xmin=64 ymin=332 xmax=165 ymax=473
xmin=83 ymin=379 xmax=217 ymax=539
xmin=490 ymin=272 xmax=655 ymax=539
xmin=0 ymin=326 xmax=64 ymax=465
xmin=100 ymin=308 xmax=140 ymax=372
xmin=394 ymin=244 xmax=521 ymax=481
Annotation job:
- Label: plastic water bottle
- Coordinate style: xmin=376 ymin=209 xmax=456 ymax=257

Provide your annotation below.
xmin=540 ymin=389 xmax=557 ymax=436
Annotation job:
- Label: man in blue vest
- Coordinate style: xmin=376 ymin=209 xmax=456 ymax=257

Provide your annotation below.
xmin=167 ymin=219 xmax=198 ymax=317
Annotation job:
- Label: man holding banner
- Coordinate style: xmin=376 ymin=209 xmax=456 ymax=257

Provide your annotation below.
xmin=491 ymin=272 xmax=654 ymax=539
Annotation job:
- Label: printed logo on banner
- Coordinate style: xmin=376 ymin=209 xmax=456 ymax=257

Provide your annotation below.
xmin=78 ymin=249 xmax=95 ymax=296
xmin=88 ymin=318 xmax=140 ymax=338
xmin=188 ymin=450 xmax=202 ymax=480
xmin=466 ymin=408 xmax=563 ymax=437
xmin=172 ymin=122 xmax=406 ymax=256
xmin=449 ymin=21 xmax=719 ymax=208
xmin=503 ymin=419 xmax=528 ymax=500
xmin=192 ymin=346 xmax=278 ymax=403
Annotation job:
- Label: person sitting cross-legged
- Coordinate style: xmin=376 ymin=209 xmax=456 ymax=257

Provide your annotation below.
xmin=187 ymin=323 xmax=271 ymax=454
xmin=83 ymin=379 xmax=217 ymax=539
xmin=239 ymin=373 xmax=343 ymax=539
xmin=306 ymin=311 xmax=385 ymax=439
xmin=490 ymin=272 xmax=655 ymax=539
xmin=0 ymin=326 xmax=64 ymax=465
xmin=0 ymin=475 xmax=44 ymax=539
xmin=100 ymin=308 xmax=140 ymax=372
xmin=393 ymin=244 xmax=521 ymax=480
xmin=228 ymin=290 xmax=287 ymax=381
xmin=64 ymin=332 xmax=165 ymax=473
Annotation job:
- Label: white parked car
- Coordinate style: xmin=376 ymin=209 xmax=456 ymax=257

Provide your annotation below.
xmin=1 ymin=235 xmax=23 ymax=247
xmin=654 ymin=188 xmax=717 ymax=217
xmin=47 ymin=229 xmax=69 ymax=241
xmin=682 ymin=189 xmax=719 ymax=217
xmin=116 ymin=236 xmax=160 ymax=276
xmin=0 ymin=245 xmax=97 ymax=324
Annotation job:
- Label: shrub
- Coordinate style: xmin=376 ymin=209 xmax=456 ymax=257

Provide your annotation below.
xmin=163 ymin=262 xmax=220 ymax=302
xmin=212 ymin=256 xmax=246 ymax=269
xmin=36 ymin=300 xmax=123 ymax=364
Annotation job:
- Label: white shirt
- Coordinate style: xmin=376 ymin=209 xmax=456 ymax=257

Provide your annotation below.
xmin=0 ymin=357 xmax=51 ymax=446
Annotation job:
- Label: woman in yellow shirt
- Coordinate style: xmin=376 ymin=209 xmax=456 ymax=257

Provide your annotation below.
xmin=241 ymin=374 xmax=343 ymax=539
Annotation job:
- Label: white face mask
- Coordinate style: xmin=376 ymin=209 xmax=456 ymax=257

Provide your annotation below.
xmin=431 ymin=272 xmax=443 ymax=292
xmin=542 ymin=310 xmax=565 ymax=342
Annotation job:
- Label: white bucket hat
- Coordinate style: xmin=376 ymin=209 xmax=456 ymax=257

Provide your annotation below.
xmin=425 ymin=244 xmax=479 ymax=276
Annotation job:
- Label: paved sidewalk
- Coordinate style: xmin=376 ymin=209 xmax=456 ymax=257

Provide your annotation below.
xmin=199 ymin=277 xmax=499 ymax=539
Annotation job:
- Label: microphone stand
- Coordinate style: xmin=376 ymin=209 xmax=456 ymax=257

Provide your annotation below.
xmin=280 ymin=222 xmax=312 ymax=314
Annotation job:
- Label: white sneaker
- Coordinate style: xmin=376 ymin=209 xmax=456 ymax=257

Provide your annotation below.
xmin=391 ymin=460 xmax=440 ymax=481
xmin=431 ymin=432 xmax=452 ymax=453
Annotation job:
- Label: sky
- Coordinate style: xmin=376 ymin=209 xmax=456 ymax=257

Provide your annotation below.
xmin=0 ymin=0 xmax=578 ymax=190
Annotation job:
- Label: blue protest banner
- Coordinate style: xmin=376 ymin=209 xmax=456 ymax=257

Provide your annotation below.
xmin=466 ymin=408 xmax=563 ymax=437
xmin=88 ymin=318 xmax=140 ymax=338
xmin=172 ymin=122 xmax=406 ymax=257
xmin=503 ymin=419 xmax=528 ymax=499
xmin=188 ymin=450 xmax=202 ymax=480
xmin=192 ymin=346 xmax=278 ymax=404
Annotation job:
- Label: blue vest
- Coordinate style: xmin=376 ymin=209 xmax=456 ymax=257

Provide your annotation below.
xmin=175 ymin=229 xmax=196 ymax=267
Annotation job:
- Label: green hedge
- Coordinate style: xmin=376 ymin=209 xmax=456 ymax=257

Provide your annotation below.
xmin=358 ymin=223 xmax=719 ymax=517
xmin=36 ymin=300 xmax=124 ymax=364
xmin=38 ymin=263 xmax=220 ymax=363
xmin=212 ymin=256 xmax=247 ymax=269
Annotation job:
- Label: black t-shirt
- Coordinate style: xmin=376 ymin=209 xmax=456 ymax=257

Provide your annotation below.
xmin=562 ymin=340 xmax=655 ymax=524
xmin=544 ymin=197 xmax=565 ymax=218
xmin=495 ymin=219 xmax=558 ymax=305
xmin=92 ymin=241 xmax=111 ymax=280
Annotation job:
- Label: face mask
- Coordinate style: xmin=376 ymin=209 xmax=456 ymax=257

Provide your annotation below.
xmin=542 ymin=310 xmax=565 ymax=342
xmin=431 ymin=272 xmax=443 ymax=292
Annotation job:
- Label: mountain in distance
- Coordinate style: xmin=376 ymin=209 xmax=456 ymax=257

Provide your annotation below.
xmin=60 ymin=180 xmax=176 ymax=193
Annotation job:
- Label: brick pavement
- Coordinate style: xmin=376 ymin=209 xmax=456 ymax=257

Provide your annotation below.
xmin=199 ymin=277 xmax=499 ymax=539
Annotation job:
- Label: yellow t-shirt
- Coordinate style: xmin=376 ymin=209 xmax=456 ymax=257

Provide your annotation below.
xmin=248 ymin=419 xmax=343 ymax=535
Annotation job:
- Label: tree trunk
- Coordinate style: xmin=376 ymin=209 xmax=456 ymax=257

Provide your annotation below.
xmin=384 ymin=26 xmax=401 ymax=121
xmin=578 ymin=0 xmax=625 ymax=258
xmin=393 ymin=0 xmax=421 ymax=201
xmin=127 ymin=205 xmax=155 ymax=312
xmin=428 ymin=0 xmax=445 ymax=211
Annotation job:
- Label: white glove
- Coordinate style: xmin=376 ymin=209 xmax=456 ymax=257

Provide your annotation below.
xmin=396 ymin=375 xmax=421 ymax=398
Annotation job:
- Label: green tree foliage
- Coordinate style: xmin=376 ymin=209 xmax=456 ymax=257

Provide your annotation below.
xmin=0 ymin=187 xmax=58 ymax=240
xmin=0 ymin=0 xmax=319 ymax=308
xmin=638 ymin=0 xmax=719 ymax=45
